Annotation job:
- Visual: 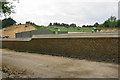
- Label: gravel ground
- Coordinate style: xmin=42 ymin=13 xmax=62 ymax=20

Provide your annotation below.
xmin=0 ymin=67 xmax=3 ymax=79
xmin=1 ymin=49 xmax=119 ymax=78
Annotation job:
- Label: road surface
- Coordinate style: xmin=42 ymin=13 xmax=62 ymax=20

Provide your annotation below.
xmin=1 ymin=49 xmax=119 ymax=78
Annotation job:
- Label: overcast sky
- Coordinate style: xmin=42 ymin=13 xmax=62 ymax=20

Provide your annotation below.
xmin=10 ymin=0 xmax=119 ymax=26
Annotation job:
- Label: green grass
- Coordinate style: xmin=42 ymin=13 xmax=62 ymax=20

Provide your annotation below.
xmin=32 ymin=25 xmax=47 ymax=29
xmin=34 ymin=26 xmax=120 ymax=33
xmin=48 ymin=28 xmax=94 ymax=32
xmin=34 ymin=26 xmax=94 ymax=32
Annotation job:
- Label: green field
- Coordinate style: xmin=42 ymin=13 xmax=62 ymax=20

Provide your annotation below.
xmin=48 ymin=28 xmax=94 ymax=32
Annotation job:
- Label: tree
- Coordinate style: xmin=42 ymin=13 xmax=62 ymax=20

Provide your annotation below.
xmin=108 ymin=16 xmax=116 ymax=22
xmin=48 ymin=23 xmax=52 ymax=26
xmin=1 ymin=1 xmax=14 ymax=17
xmin=48 ymin=22 xmax=78 ymax=28
xmin=117 ymin=19 xmax=120 ymax=27
xmin=82 ymin=25 xmax=86 ymax=27
xmin=2 ymin=17 xmax=16 ymax=28
xmin=70 ymin=23 xmax=76 ymax=27
xmin=108 ymin=16 xmax=117 ymax=27
xmin=26 ymin=21 xmax=36 ymax=25
xmin=94 ymin=22 xmax=99 ymax=27
xmin=103 ymin=16 xmax=117 ymax=28
xmin=0 ymin=0 xmax=18 ymax=17
xmin=103 ymin=21 xmax=109 ymax=27
xmin=98 ymin=24 xmax=104 ymax=27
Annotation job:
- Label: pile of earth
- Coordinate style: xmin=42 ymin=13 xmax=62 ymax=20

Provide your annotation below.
xmin=0 ymin=24 xmax=37 ymax=38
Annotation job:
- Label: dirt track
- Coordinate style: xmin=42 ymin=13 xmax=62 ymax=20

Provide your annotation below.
xmin=1 ymin=49 xmax=118 ymax=78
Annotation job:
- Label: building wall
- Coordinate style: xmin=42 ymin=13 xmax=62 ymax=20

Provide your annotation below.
xmin=2 ymin=37 xmax=119 ymax=63
xmin=21 ymin=31 xmax=32 ymax=38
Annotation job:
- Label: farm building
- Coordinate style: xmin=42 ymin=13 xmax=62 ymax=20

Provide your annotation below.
xmin=15 ymin=28 xmax=68 ymax=38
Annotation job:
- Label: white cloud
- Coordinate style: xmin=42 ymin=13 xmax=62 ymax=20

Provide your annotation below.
xmin=10 ymin=0 xmax=119 ymax=26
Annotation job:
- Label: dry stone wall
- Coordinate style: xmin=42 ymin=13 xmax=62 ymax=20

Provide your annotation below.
xmin=2 ymin=37 xmax=119 ymax=63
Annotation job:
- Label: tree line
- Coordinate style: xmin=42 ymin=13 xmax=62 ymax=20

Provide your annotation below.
xmin=48 ymin=22 xmax=78 ymax=28
xmin=101 ymin=16 xmax=120 ymax=28
xmin=25 ymin=21 xmax=36 ymax=25
xmin=2 ymin=16 xmax=120 ymax=29
xmin=82 ymin=16 xmax=120 ymax=28
xmin=2 ymin=17 xmax=16 ymax=28
xmin=1 ymin=18 xmax=39 ymax=28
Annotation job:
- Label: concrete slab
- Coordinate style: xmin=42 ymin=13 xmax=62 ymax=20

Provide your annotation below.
xmin=0 ymin=38 xmax=31 ymax=41
xmin=1 ymin=32 xmax=120 ymax=41
xmin=32 ymin=33 xmax=119 ymax=38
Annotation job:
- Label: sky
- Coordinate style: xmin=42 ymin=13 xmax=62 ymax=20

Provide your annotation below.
xmin=9 ymin=0 xmax=119 ymax=26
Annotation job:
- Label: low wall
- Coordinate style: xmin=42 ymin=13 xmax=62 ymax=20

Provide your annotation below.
xmin=2 ymin=37 xmax=119 ymax=63
xmin=15 ymin=29 xmax=53 ymax=38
